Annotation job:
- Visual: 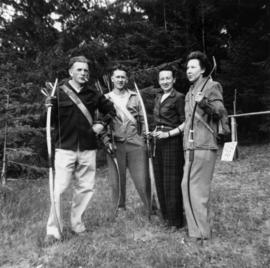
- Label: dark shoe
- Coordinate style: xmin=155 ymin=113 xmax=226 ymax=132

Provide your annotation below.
xmin=188 ymin=237 xmax=209 ymax=246
xmin=44 ymin=235 xmax=60 ymax=247
xmin=71 ymin=229 xmax=89 ymax=237
xmin=164 ymin=226 xmax=179 ymax=232
xmin=196 ymin=237 xmax=209 ymax=245
xmin=116 ymin=207 xmax=126 ymax=217
xmin=164 ymin=221 xmax=186 ymax=230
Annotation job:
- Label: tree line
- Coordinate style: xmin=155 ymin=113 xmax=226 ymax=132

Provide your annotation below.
xmin=0 ymin=0 xmax=269 ymax=178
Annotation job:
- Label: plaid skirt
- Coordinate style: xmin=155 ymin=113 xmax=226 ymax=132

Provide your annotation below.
xmin=153 ymin=135 xmax=185 ymax=227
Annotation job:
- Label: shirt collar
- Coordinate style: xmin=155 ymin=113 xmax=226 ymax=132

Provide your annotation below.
xmin=158 ymin=88 xmax=176 ymax=97
xmin=128 ymin=89 xmax=137 ymax=96
xmin=190 ymin=77 xmax=208 ymax=92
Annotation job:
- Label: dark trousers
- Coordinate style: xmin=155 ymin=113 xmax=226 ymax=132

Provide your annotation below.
xmin=107 ymin=142 xmax=150 ymax=210
xmin=153 ymin=135 xmax=185 ymax=227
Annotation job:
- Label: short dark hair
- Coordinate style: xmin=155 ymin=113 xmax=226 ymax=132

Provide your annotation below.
xmin=158 ymin=65 xmax=176 ymax=78
xmin=111 ymin=64 xmax=128 ymax=76
xmin=186 ymin=51 xmax=211 ymax=77
xmin=69 ymin=56 xmax=89 ymax=69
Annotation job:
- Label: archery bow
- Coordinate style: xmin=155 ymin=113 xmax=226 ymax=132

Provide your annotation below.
xmin=45 ymin=78 xmax=62 ymax=238
xmin=134 ymin=82 xmax=160 ymax=215
xmin=187 ymin=56 xmax=216 ymax=242
xmin=95 ymin=80 xmax=121 ymax=216
xmin=104 ymin=142 xmax=121 ymax=216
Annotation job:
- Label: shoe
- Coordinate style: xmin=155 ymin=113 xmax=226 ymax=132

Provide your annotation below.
xmin=164 ymin=226 xmax=178 ymax=232
xmin=188 ymin=237 xmax=209 ymax=245
xmin=117 ymin=206 xmax=126 ymax=211
xmin=71 ymin=229 xmax=89 ymax=237
xmin=44 ymin=235 xmax=60 ymax=247
xmin=164 ymin=221 xmax=186 ymax=230
xmin=116 ymin=207 xmax=126 ymax=217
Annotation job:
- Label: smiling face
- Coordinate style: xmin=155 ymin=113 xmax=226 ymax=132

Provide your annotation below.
xmin=69 ymin=62 xmax=89 ymax=85
xmin=158 ymin=70 xmax=175 ymax=93
xmin=111 ymin=69 xmax=128 ymax=91
xmin=186 ymin=59 xmax=205 ymax=84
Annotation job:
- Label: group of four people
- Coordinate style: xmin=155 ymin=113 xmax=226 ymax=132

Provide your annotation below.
xmin=44 ymin=51 xmax=228 ymax=245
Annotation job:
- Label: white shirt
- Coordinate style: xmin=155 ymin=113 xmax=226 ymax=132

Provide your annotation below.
xmin=160 ymin=91 xmax=172 ymax=103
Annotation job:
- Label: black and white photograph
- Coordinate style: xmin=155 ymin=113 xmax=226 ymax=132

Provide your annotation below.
xmin=0 ymin=0 xmax=269 ymax=267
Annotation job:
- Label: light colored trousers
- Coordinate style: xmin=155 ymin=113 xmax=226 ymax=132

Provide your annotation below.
xmin=47 ymin=149 xmax=96 ymax=239
xmin=181 ymin=149 xmax=217 ymax=238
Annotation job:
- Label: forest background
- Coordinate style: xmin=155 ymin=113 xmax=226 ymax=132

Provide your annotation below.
xmin=0 ymin=0 xmax=269 ymax=178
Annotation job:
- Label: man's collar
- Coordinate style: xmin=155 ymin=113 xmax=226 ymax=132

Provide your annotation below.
xmin=112 ymin=88 xmax=136 ymax=96
xmin=128 ymin=89 xmax=137 ymax=96
xmin=68 ymin=79 xmax=85 ymax=93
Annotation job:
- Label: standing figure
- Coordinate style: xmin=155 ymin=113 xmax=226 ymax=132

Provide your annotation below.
xmin=181 ymin=51 xmax=227 ymax=241
xmin=152 ymin=66 xmax=185 ymax=229
xmin=45 ymin=56 xmax=115 ymax=244
xmin=105 ymin=65 xmax=150 ymax=213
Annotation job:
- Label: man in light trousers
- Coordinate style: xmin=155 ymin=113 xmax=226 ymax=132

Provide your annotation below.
xmin=45 ymin=56 xmax=115 ymax=245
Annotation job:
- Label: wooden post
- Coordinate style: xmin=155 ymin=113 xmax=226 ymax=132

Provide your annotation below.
xmin=1 ymin=94 xmax=9 ymax=185
xmin=232 ymin=88 xmax=238 ymax=159
xmin=231 ymin=116 xmax=237 ymax=142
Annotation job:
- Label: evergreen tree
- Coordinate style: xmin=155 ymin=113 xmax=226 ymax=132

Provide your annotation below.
xmin=0 ymin=0 xmax=269 ymax=178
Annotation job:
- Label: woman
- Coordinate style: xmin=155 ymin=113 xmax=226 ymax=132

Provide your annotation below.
xmin=181 ymin=51 xmax=227 ymax=241
xmin=152 ymin=65 xmax=185 ymax=229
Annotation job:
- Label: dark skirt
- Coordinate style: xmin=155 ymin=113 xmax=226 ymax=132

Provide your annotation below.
xmin=153 ymin=135 xmax=185 ymax=228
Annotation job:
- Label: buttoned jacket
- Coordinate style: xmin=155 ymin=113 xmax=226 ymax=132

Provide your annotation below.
xmin=183 ymin=78 xmax=226 ymax=150
xmin=153 ymin=88 xmax=185 ymax=128
xmin=52 ymin=79 xmax=115 ymax=151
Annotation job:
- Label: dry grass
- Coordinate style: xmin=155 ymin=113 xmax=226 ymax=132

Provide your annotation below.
xmin=0 ymin=145 xmax=270 ymax=268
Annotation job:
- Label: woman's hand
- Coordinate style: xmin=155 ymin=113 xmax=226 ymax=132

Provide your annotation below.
xmin=152 ymin=130 xmax=169 ymax=139
xmin=195 ymin=92 xmax=205 ymax=103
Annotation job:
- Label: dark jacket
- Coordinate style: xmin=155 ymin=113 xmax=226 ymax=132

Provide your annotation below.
xmin=153 ymin=88 xmax=185 ymax=128
xmin=51 ymin=79 xmax=115 ymax=151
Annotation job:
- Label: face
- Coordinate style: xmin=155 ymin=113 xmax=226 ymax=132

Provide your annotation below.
xmin=111 ymin=69 xmax=128 ymax=90
xmin=69 ymin=62 xmax=89 ymax=85
xmin=158 ymin=70 xmax=175 ymax=93
xmin=186 ymin=59 xmax=205 ymax=83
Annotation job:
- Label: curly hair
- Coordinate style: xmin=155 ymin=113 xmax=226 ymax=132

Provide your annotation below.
xmin=186 ymin=51 xmax=211 ymax=77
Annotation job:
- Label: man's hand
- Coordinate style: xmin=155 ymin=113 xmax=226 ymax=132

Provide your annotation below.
xmin=92 ymin=123 xmax=104 ymax=135
xmin=142 ymin=131 xmax=152 ymax=142
xmin=45 ymin=96 xmax=56 ymax=108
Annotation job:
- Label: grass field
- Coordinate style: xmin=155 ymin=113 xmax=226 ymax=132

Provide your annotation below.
xmin=0 ymin=145 xmax=270 ymax=268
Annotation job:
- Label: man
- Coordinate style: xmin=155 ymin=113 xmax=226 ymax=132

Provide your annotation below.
xmin=45 ymin=56 xmax=115 ymax=244
xmin=105 ymin=65 xmax=150 ymax=213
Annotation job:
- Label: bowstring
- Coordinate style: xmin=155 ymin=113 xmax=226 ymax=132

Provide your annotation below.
xmin=56 ymin=85 xmax=62 ymax=149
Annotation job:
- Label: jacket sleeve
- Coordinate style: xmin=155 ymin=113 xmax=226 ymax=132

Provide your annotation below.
xmin=137 ymin=95 xmax=146 ymax=134
xmin=50 ymin=87 xmax=62 ymax=127
xmin=97 ymin=93 xmax=116 ymax=126
xmin=198 ymin=82 xmax=225 ymax=120
xmin=176 ymin=93 xmax=185 ymax=123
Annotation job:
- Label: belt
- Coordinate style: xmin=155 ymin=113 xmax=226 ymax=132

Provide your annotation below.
xmin=156 ymin=125 xmax=173 ymax=131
